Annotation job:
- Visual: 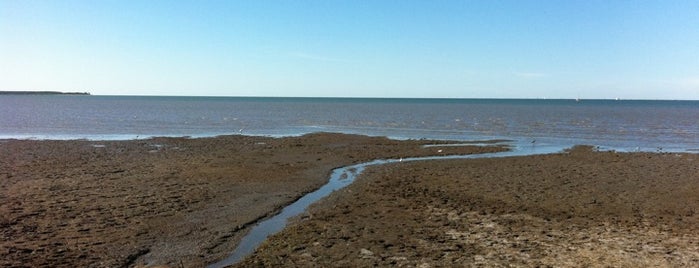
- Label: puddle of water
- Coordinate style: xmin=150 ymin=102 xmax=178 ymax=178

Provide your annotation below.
xmin=208 ymin=142 xmax=567 ymax=268
xmin=422 ymin=141 xmax=509 ymax=148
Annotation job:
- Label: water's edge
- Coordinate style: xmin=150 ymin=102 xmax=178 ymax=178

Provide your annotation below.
xmin=207 ymin=142 xmax=567 ymax=268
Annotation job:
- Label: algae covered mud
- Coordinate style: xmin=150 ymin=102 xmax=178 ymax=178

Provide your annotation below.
xmin=0 ymin=133 xmax=505 ymax=267
xmin=2 ymin=133 xmax=697 ymax=267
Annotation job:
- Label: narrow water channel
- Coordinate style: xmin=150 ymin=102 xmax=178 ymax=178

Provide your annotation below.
xmin=208 ymin=142 xmax=568 ymax=268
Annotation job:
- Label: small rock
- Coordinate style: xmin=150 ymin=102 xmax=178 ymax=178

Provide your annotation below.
xmin=359 ymin=248 xmax=374 ymax=259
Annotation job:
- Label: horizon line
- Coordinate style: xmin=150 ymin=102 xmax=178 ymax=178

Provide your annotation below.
xmin=1 ymin=91 xmax=696 ymax=101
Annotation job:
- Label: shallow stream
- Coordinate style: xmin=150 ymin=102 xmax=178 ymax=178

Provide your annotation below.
xmin=208 ymin=142 xmax=568 ymax=267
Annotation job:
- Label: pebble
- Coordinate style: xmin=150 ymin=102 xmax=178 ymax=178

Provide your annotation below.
xmin=359 ymin=248 xmax=374 ymax=259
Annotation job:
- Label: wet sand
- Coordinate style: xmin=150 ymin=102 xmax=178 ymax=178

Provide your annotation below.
xmin=240 ymin=146 xmax=699 ymax=267
xmin=0 ymin=133 xmax=504 ymax=267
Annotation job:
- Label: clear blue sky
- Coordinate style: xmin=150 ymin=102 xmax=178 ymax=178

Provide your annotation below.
xmin=2 ymin=0 xmax=698 ymax=99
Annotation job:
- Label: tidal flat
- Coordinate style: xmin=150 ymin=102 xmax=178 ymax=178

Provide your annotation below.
xmin=0 ymin=133 xmax=502 ymax=267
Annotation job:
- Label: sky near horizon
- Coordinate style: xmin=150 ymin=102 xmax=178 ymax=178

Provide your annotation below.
xmin=1 ymin=1 xmax=698 ymax=99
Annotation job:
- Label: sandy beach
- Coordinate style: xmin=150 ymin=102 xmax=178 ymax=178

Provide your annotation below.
xmin=240 ymin=146 xmax=699 ymax=267
xmin=0 ymin=133 xmax=503 ymax=267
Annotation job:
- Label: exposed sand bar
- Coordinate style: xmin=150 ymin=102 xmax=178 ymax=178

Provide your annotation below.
xmin=0 ymin=133 xmax=504 ymax=267
xmin=239 ymin=146 xmax=699 ymax=267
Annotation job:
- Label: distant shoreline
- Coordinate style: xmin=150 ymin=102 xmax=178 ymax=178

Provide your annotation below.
xmin=0 ymin=91 xmax=90 ymax=95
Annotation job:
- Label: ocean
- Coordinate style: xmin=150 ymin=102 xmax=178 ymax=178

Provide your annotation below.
xmin=1 ymin=95 xmax=697 ymax=152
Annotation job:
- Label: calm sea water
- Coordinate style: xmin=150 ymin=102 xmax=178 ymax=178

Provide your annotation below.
xmin=1 ymin=95 xmax=697 ymax=152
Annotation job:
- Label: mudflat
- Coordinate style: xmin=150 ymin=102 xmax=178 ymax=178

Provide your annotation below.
xmin=0 ymin=133 xmax=503 ymax=267
xmin=241 ymin=146 xmax=699 ymax=267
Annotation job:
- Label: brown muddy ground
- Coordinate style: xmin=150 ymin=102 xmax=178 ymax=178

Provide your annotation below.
xmin=0 ymin=133 xmax=504 ymax=267
xmin=241 ymin=146 xmax=699 ymax=267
